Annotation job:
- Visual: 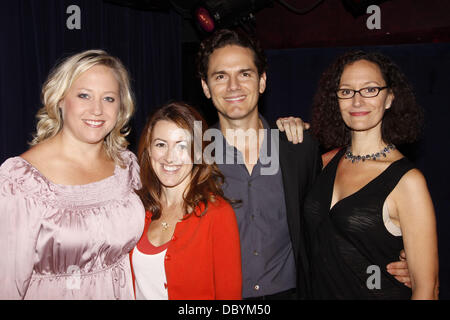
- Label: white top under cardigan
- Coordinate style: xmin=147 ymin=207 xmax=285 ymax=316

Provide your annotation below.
xmin=132 ymin=235 xmax=170 ymax=300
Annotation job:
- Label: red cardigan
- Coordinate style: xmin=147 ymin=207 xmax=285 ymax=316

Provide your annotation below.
xmin=130 ymin=197 xmax=242 ymax=300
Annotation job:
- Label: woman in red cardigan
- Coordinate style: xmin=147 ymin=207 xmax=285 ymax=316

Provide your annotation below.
xmin=130 ymin=101 xmax=242 ymax=300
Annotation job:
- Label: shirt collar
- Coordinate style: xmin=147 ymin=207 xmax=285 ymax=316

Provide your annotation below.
xmin=212 ymin=114 xmax=275 ymax=167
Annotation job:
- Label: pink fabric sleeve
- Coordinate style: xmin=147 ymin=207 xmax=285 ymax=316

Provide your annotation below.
xmin=0 ymin=159 xmax=42 ymax=299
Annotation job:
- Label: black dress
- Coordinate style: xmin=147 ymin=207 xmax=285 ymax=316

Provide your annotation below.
xmin=304 ymin=148 xmax=413 ymax=299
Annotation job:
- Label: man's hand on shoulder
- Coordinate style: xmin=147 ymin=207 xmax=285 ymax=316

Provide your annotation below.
xmin=276 ymin=116 xmax=310 ymax=144
xmin=386 ymin=249 xmax=412 ymax=288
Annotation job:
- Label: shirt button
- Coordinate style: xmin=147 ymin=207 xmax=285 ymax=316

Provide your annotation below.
xmin=248 ymin=181 xmax=252 ymax=187
xmin=254 ymin=284 xmax=260 ymax=291
xmin=253 ymin=251 xmax=259 ymax=256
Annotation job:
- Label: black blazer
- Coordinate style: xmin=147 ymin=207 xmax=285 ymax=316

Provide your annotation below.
xmin=279 ymin=130 xmax=322 ymax=299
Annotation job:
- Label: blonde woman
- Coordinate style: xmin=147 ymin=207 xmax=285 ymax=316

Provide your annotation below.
xmin=0 ymin=50 xmax=145 ymax=299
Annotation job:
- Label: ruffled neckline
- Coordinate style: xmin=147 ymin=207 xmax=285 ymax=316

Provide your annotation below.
xmin=1 ymin=151 xmax=138 ymax=208
xmin=16 ymin=156 xmax=120 ymax=190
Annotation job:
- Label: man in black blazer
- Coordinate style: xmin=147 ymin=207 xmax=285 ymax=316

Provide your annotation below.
xmin=197 ymin=29 xmax=321 ymax=299
xmin=197 ymin=29 xmax=409 ymax=299
xmin=278 ymin=131 xmax=322 ymax=299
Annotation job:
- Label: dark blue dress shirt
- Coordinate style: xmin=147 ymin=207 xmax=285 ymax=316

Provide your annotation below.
xmin=212 ymin=116 xmax=296 ymax=298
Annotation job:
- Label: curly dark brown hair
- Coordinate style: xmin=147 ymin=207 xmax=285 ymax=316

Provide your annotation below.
xmin=196 ymin=28 xmax=267 ymax=80
xmin=311 ymin=51 xmax=423 ymax=149
xmin=136 ymin=101 xmax=227 ymax=220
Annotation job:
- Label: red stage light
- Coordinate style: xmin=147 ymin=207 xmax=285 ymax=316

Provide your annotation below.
xmin=195 ymin=7 xmax=215 ymax=32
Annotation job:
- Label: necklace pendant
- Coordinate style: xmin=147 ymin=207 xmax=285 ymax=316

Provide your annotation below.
xmin=161 ymin=222 xmax=169 ymax=231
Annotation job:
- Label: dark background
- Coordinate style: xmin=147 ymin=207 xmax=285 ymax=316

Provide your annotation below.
xmin=1 ymin=0 xmax=449 ymax=299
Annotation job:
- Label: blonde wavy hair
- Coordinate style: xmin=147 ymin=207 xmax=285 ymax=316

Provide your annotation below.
xmin=31 ymin=49 xmax=135 ymax=166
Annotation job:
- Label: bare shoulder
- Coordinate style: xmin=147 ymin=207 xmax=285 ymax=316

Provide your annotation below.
xmin=396 ymin=168 xmax=428 ymax=194
xmin=20 ymin=145 xmax=37 ymax=162
xmin=322 ymin=148 xmax=341 ymax=168
xmin=20 ymin=141 xmax=55 ymax=168
xmin=391 ymin=167 xmax=434 ymax=218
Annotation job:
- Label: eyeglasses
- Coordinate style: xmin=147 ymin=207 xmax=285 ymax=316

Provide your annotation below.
xmin=336 ymin=86 xmax=388 ymax=99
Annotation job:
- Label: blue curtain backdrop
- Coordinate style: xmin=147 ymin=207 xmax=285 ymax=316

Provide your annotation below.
xmin=0 ymin=0 xmax=182 ymax=162
xmin=260 ymin=43 xmax=450 ymax=298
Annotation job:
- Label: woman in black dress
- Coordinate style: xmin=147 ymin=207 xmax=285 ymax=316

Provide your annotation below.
xmin=305 ymin=51 xmax=439 ymax=299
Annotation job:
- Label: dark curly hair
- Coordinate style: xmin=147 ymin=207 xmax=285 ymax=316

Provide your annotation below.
xmin=196 ymin=28 xmax=267 ymax=80
xmin=311 ymin=51 xmax=423 ymax=149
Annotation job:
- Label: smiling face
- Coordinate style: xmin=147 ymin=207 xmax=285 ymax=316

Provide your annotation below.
xmin=149 ymin=120 xmax=193 ymax=192
xmin=338 ymin=59 xmax=394 ymax=134
xmin=59 ymin=65 xmax=120 ymax=145
xmin=201 ymin=45 xmax=266 ymax=121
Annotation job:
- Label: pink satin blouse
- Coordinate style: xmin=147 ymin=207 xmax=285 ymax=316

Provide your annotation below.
xmin=0 ymin=150 xmax=145 ymax=299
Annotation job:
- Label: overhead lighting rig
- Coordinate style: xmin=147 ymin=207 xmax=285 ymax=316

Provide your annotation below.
xmin=194 ymin=0 xmax=274 ymax=34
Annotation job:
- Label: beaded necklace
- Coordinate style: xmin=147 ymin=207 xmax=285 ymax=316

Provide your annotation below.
xmin=344 ymin=144 xmax=396 ymax=163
